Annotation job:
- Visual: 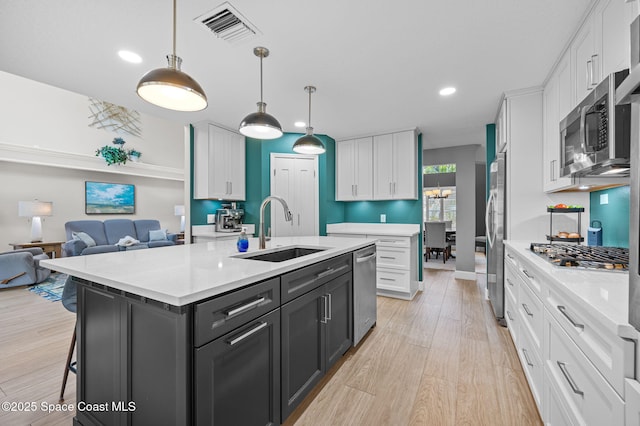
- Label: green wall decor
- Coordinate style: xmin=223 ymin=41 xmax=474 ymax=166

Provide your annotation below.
xmin=589 ymin=186 xmax=630 ymax=248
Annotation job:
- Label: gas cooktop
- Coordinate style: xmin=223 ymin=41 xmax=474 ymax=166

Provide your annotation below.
xmin=529 ymin=243 xmax=629 ymax=272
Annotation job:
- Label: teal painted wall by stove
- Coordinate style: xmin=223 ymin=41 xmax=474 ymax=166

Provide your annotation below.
xmin=589 ymin=186 xmax=630 ymax=248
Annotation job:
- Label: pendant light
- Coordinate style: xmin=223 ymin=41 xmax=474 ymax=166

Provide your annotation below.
xmin=239 ymin=47 xmax=283 ymax=139
xmin=136 ymin=0 xmax=207 ymax=112
xmin=292 ymin=86 xmax=325 ymax=155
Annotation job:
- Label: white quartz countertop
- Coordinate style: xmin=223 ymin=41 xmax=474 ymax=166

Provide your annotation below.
xmin=504 ymin=240 xmax=634 ymax=339
xmin=326 ymin=222 xmax=420 ymax=237
xmin=41 ymin=236 xmax=376 ymax=307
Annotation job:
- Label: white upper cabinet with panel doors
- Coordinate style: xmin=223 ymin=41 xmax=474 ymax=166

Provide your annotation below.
xmin=543 ymin=0 xmax=637 ymax=193
xmin=193 ymin=122 xmax=246 ymax=201
xmin=335 ymin=137 xmax=373 ymax=201
xmin=373 ymin=129 xmax=418 ymax=200
xmin=572 ymin=0 xmax=636 ymax=105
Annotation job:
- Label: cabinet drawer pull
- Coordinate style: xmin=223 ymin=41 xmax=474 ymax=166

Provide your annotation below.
xmin=557 ymin=361 xmax=584 ymax=396
xmin=522 ymin=303 xmax=533 ymax=317
xmin=378 ymin=239 xmax=399 ymax=243
xmin=225 ymin=297 xmax=265 ymax=317
xmin=227 ymin=322 xmax=268 ymax=346
xmin=506 ymin=310 xmax=514 ymax=321
xmin=522 ymin=348 xmax=534 ymax=367
xmin=506 ymin=253 xmax=514 ymax=260
xmin=522 ymin=269 xmax=534 ymax=280
xmin=506 ymin=278 xmax=514 ymax=287
xmin=380 ymin=277 xmax=396 ymax=282
xmin=316 ymin=263 xmax=349 ymax=279
xmin=380 ymin=256 xmax=396 ymax=260
xmin=557 ymin=305 xmax=584 ymax=330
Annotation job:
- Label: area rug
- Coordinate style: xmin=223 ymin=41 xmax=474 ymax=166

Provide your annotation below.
xmin=28 ymin=272 xmax=68 ymax=302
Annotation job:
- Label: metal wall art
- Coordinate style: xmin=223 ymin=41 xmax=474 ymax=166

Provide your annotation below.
xmin=88 ymin=98 xmax=142 ymax=137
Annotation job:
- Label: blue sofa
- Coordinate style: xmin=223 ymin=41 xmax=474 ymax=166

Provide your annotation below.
xmin=62 ymin=219 xmax=177 ymax=257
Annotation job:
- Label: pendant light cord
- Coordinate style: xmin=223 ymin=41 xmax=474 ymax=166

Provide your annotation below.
xmin=172 ymin=0 xmax=177 ymax=58
xmin=259 ymin=53 xmax=264 ymax=103
xmin=308 ymin=89 xmax=312 ymax=128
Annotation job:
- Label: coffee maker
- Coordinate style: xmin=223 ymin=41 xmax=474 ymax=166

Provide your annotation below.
xmin=215 ymin=205 xmax=244 ymax=232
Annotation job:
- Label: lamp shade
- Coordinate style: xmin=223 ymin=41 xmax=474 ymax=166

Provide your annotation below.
xmin=174 ymin=205 xmax=185 ymax=216
xmin=137 ymin=56 xmax=207 ymax=112
xmin=18 ymin=201 xmax=53 ymax=217
xmin=239 ymin=103 xmax=283 ymax=139
xmin=292 ymin=132 xmax=325 ymax=154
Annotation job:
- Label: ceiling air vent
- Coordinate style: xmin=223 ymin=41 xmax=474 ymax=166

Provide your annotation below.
xmin=195 ymin=2 xmax=260 ymax=44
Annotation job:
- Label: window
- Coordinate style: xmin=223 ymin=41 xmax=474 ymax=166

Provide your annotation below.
xmin=423 ymin=187 xmax=456 ymax=228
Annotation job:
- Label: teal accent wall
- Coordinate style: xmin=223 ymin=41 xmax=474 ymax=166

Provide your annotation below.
xmin=343 ymin=134 xmax=424 ymax=282
xmin=485 ymin=124 xmax=496 ymax=200
xmin=589 ymin=186 xmax=630 ymax=248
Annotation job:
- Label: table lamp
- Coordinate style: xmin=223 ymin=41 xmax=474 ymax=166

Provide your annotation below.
xmin=19 ymin=200 xmax=53 ymax=242
xmin=174 ymin=205 xmax=185 ymax=232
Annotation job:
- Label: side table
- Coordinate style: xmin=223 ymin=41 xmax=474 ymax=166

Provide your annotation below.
xmin=9 ymin=241 xmax=64 ymax=259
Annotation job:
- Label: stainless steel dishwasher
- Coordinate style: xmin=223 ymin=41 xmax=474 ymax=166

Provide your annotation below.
xmin=353 ymin=245 xmax=377 ymax=346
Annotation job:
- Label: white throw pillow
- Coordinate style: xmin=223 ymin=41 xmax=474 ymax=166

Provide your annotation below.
xmin=72 ymin=231 xmax=96 ymax=247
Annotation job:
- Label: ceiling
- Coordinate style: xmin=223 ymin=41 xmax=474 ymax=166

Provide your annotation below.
xmin=0 ymin=0 xmax=592 ymax=149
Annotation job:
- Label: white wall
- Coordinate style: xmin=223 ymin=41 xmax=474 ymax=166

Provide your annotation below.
xmin=0 ymin=71 xmax=185 ymax=252
xmin=0 ymin=71 xmax=183 ymax=167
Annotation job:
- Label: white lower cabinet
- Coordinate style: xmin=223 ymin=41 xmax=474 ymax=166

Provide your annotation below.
xmin=625 ymin=378 xmax=640 ymax=426
xmin=545 ymin=312 xmax=624 ymax=426
xmin=504 ymin=244 xmax=633 ymax=425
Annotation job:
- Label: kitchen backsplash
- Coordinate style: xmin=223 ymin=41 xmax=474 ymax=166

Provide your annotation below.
xmin=589 ymin=185 xmax=630 ymax=248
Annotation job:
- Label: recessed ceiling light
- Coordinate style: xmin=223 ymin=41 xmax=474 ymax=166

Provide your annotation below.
xmin=294 ymin=121 xmax=306 ymax=128
xmin=439 ymin=87 xmax=456 ymax=96
xmin=578 ymin=185 xmax=590 ymax=190
xmin=118 ymin=50 xmax=142 ymax=64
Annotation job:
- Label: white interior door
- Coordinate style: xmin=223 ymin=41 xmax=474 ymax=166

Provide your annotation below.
xmin=271 ymin=154 xmax=318 ymax=237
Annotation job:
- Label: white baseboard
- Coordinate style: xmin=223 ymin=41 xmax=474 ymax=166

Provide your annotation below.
xmin=454 ymin=270 xmax=477 ymax=281
xmin=418 ymin=280 xmax=424 ymax=292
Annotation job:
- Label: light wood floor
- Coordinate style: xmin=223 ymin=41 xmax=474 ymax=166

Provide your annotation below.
xmin=0 ymin=263 xmax=541 ymax=426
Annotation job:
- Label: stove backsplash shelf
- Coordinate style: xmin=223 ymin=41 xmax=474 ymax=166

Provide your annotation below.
xmin=546 ymin=207 xmax=584 ymax=244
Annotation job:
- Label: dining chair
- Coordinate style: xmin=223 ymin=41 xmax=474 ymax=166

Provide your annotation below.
xmin=424 ymin=221 xmax=451 ymax=263
xmin=59 ymin=276 xmax=77 ymax=403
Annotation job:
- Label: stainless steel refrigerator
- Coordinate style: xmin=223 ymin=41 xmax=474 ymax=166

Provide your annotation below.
xmin=486 ymin=152 xmax=506 ymax=326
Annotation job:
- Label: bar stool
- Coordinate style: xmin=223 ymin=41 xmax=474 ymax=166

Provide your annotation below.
xmin=59 ymin=276 xmax=77 ymax=403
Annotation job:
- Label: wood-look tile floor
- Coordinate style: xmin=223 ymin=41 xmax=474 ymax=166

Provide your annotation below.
xmin=0 ymin=259 xmax=541 ymax=425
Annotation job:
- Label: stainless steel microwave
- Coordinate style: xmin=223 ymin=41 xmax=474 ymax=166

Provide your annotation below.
xmin=559 ymin=69 xmax=631 ymax=177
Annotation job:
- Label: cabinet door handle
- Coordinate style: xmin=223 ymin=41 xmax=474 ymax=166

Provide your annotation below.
xmin=227 ymin=321 xmax=268 ymax=346
xmin=506 ymin=253 xmax=514 ymax=260
xmin=522 ymin=303 xmax=533 ymax=317
xmin=557 ymin=305 xmax=585 ymax=330
xmin=355 ymin=184 xmax=358 ymax=196
xmin=506 ymin=278 xmax=514 ymax=287
xmin=522 ymin=348 xmax=534 ymax=367
xmin=522 ymin=269 xmax=534 ymax=280
xmin=389 ymin=182 xmax=392 ymax=195
xmin=229 ymin=181 xmax=232 ymax=194
xmin=557 ymin=361 xmax=584 ymax=396
xmin=590 ymin=54 xmax=598 ymax=87
xmin=225 ymin=297 xmax=266 ymax=317
xmin=586 ymin=59 xmax=592 ymax=89
xmin=506 ymin=310 xmax=514 ymax=321
xmin=327 ymin=293 xmax=332 ymax=320
xmin=321 ymin=295 xmax=328 ymax=324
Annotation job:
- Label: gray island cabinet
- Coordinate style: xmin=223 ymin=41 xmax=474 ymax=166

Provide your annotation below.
xmin=42 ymin=236 xmax=374 ymax=426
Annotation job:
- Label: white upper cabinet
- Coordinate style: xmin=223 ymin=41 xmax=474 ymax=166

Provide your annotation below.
xmin=495 ymin=98 xmax=509 ymax=153
xmin=543 ymin=55 xmax=575 ymax=192
xmin=572 ymin=0 xmax=636 ymax=104
xmin=373 ymin=130 xmax=417 ymax=200
xmin=335 ymin=137 xmax=373 ymax=201
xmin=193 ymin=122 xmax=245 ymax=201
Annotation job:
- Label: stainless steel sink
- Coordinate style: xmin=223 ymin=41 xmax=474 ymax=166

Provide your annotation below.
xmin=234 ymin=246 xmax=327 ymax=262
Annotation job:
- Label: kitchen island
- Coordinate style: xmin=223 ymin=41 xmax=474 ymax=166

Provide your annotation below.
xmin=41 ymin=236 xmax=376 ymax=426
